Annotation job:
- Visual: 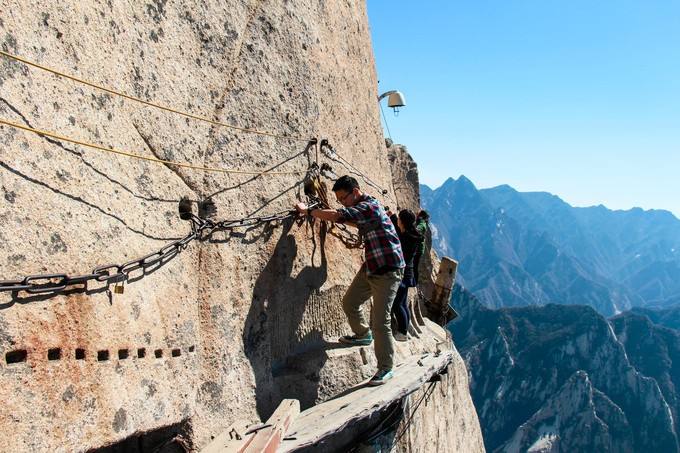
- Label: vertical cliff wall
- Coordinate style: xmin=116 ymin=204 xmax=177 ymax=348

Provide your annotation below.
xmin=0 ymin=2 xmax=482 ymax=451
xmin=385 ymin=144 xmax=484 ymax=453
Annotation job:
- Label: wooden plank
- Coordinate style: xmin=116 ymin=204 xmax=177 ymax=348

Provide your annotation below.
xmin=201 ymin=399 xmax=299 ymax=453
xmin=245 ymin=399 xmax=300 ymax=453
xmin=429 ymin=257 xmax=458 ymax=325
xmin=279 ymin=351 xmax=453 ymax=452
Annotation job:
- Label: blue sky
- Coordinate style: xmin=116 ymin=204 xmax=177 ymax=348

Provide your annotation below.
xmin=367 ymin=1 xmax=680 ymax=217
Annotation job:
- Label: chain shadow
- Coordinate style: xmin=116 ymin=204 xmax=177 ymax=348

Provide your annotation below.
xmin=246 ymin=179 xmax=304 ymax=218
xmin=242 ymin=217 xmax=330 ymax=420
xmin=203 ymin=141 xmax=315 ymax=200
xmin=0 ymin=284 xmax=110 ymax=309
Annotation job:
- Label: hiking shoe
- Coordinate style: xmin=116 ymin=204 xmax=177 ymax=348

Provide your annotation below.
xmin=368 ymin=369 xmax=394 ymax=386
xmin=339 ymin=332 xmax=373 ymax=346
xmin=394 ymin=332 xmax=408 ymax=342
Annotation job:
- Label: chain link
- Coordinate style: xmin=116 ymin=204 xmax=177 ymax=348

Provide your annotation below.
xmin=1 ymin=159 xmax=357 ymax=297
xmin=0 ymin=207 xmax=302 ymax=296
xmin=329 ymin=222 xmax=364 ymax=249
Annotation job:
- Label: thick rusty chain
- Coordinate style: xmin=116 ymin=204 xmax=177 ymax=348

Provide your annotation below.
xmin=0 ymin=205 xmax=307 ymax=296
xmin=0 ymin=214 xmax=204 ymax=295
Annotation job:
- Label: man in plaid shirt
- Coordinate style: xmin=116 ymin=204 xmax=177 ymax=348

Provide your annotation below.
xmin=295 ymin=175 xmax=404 ymax=385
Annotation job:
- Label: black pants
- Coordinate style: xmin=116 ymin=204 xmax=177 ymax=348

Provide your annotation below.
xmin=391 ymin=283 xmax=410 ymax=335
xmin=413 ymin=250 xmax=423 ymax=285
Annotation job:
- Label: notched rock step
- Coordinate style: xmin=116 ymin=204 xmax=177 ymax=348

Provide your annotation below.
xmin=271 ymin=342 xmax=371 ymax=378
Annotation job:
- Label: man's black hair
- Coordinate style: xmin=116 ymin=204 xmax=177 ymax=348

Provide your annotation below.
xmin=417 ymin=209 xmax=430 ymax=221
xmin=332 ymin=175 xmax=360 ymax=192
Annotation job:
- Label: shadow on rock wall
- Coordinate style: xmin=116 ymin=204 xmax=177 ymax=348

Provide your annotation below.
xmin=243 ymin=218 xmax=331 ymax=419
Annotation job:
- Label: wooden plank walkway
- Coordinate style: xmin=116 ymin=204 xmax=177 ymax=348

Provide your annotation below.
xmin=278 ymin=350 xmax=453 ymax=452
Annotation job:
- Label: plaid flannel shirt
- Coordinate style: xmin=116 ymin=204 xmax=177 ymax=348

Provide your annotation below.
xmin=337 ymin=194 xmax=405 ymax=275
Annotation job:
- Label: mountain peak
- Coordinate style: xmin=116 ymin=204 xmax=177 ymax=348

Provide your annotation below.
xmin=457 ymin=175 xmax=480 ymax=190
xmin=490 ymin=184 xmax=517 ymax=193
xmin=437 ymin=175 xmax=477 ymax=190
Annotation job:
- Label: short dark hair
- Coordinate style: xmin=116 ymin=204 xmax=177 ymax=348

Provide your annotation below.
xmin=398 ymin=209 xmax=417 ymax=229
xmin=332 ymin=175 xmax=360 ymax=193
xmin=417 ymin=209 xmax=430 ymax=221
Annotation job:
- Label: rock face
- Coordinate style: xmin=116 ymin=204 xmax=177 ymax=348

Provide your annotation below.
xmin=0 ymin=2 xmax=483 ymax=452
xmin=610 ymin=310 xmax=680 ymax=436
xmin=387 ymin=144 xmax=419 ymax=214
xmin=500 ymin=371 xmax=634 ymax=453
xmin=396 ymin=344 xmax=485 ymax=453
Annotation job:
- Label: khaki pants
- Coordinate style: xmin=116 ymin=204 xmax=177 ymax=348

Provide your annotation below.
xmin=341 ymin=267 xmax=403 ymax=371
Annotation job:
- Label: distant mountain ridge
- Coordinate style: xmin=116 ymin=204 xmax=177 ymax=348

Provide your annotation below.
xmin=421 ymin=176 xmax=680 ymax=315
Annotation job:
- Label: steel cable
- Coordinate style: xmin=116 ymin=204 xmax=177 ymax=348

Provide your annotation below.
xmin=0 ymin=50 xmax=310 ymax=142
xmin=0 ymin=118 xmax=306 ymax=176
xmin=319 ymin=139 xmax=395 ymax=204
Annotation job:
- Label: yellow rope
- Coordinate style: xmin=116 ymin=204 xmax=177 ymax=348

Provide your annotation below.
xmin=0 ymin=50 xmax=310 ymax=142
xmin=0 ymin=119 xmax=305 ymax=176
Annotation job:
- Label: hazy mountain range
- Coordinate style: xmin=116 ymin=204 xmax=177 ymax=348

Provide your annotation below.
xmin=421 ymin=176 xmax=680 ymax=316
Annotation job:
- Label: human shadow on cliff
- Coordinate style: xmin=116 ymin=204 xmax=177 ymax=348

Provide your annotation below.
xmin=243 ymin=216 xmax=333 ymax=420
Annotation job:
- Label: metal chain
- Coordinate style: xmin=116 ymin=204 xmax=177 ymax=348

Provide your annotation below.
xmin=0 ymin=214 xmax=205 ymax=296
xmin=330 ymin=221 xmax=363 ymax=249
xmin=210 ymin=208 xmax=300 ymax=233
xmin=303 ymin=167 xmax=364 ymax=250
xmin=0 ymin=155 xmax=388 ymax=297
xmin=392 ymin=381 xmax=438 ymax=445
xmin=0 ymin=207 xmax=306 ymax=296
xmin=349 ymin=380 xmax=438 ymax=452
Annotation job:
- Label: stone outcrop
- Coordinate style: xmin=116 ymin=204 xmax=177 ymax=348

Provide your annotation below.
xmin=0 ymin=2 xmax=483 ymax=452
xmin=500 ymin=371 xmax=634 ymax=453
xmin=386 ymin=144 xmax=419 ymax=214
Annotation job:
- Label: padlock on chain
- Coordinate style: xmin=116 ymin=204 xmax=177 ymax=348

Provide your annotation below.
xmin=114 ymin=281 xmax=125 ymax=294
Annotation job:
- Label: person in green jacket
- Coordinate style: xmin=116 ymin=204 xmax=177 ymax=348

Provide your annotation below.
xmin=413 ymin=210 xmax=429 ymax=285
